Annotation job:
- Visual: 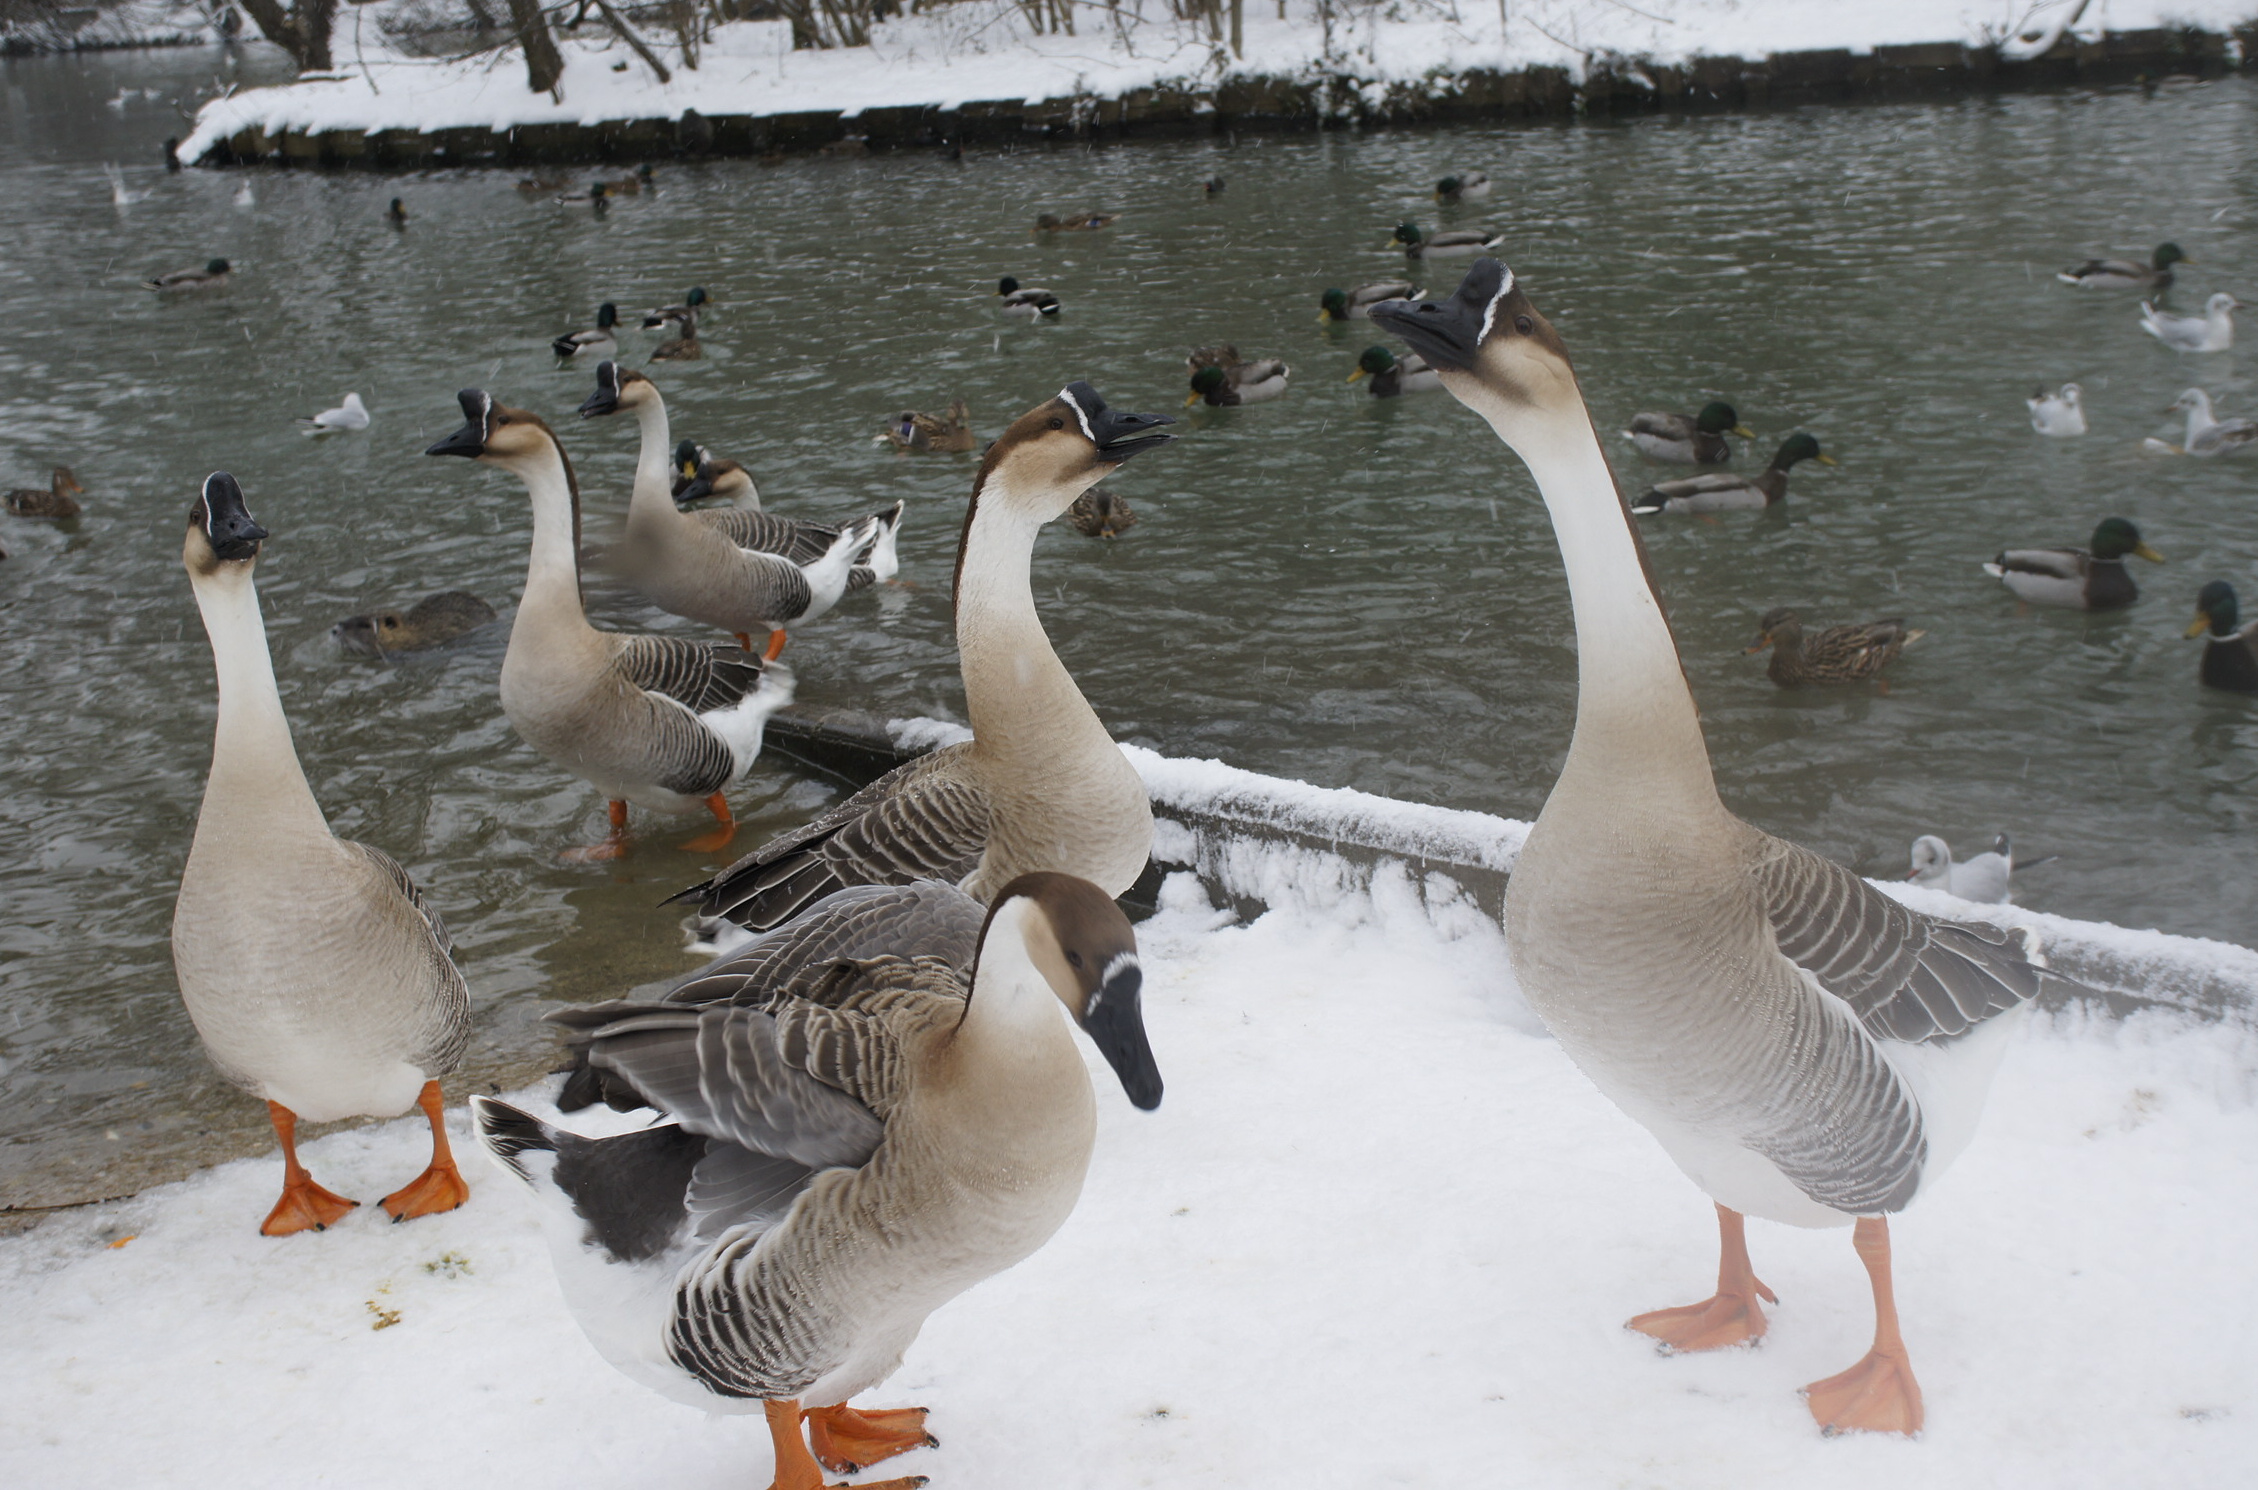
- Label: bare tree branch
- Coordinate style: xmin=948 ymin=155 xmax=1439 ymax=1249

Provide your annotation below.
xmin=593 ymin=0 xmax=672 ymax=82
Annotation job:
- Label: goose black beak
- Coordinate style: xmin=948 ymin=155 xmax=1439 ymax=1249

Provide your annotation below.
xmin=425 ymin=389 xmax=494 ymax=458
xmin=1081 ymin=955 xmax=1163 ymax=1110
xmin=578 ymin=361 xmax=623 ymax=419
xmin=1063 ymin=380 xmax=1177 ymax=464
xmin=1369 ymin=256 xmax=1512 ymax=373
xmin=198 ymin=471 xmax=268 ymax=559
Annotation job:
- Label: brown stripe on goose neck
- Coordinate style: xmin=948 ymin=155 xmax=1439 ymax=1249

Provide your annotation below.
xmin=958 ymin=870 xmax=1128 ymax=1026
xmin=952 ymin=417 xmax=1027 ymax=612
xmin=500 ymin=401 xmax=586 ymax=601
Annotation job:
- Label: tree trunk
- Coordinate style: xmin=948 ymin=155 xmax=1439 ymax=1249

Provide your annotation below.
xmin=507 ymin=0 xmax=566 ymax=95
xmin=236 ymin=0 xmax=338 ymax=71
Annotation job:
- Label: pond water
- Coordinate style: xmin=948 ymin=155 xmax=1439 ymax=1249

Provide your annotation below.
xmin=3 ymin=44 xmax=2254 ymax=1208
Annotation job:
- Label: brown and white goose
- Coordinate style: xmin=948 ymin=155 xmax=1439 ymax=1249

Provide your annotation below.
xmin=425 ymin=391 xmax=794 ymax=861
xmin=171 ymin=473 xmax=472 ymax=1236
xmin=680 ymin=382 xmax=1174 ymax=933
xmin=1375 ymin=260 xmax=2056 ymax=1436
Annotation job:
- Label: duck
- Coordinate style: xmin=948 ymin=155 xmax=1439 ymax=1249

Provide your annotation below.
xmin=996 ymin=276 xmax=1060 ymax=317
xmin=1373 ymin=257 xmax=2059 ymax=1436
xmin=1745 ymin=609 xmax=1923 ymax=689
xmin=145 ymin=257 xmax=231 ymax=291
xmin=474 ymin=872 xmax=1161 ymax=1486
xmin=580 ymin=361 xmax=895 ymax=657
xmin=1187 ymin=351 xmax=1290 ymax=407
xmin=2186 ymin=581 xmax=2258 ymax=692
xmin=1906 ymin=834 xmax=2020 ymax=903
xmin=671 ymin=440 xmax=758 ymax=508
xmin=1069 ymin=485 xmax=1136 ymax=538
xmin=1389 ymin=222 xmax=1504 ymax=259
xmin=299 ymin=392 xmax=370 ymax=434
xmin=553 ymin=302 xmax=620 ymax=360
xmin=1630 ymin=433 xmax=1832 ymax=514
xmin=602 ymin=162 xmax=655 ymax=195
xmin=2166 ymin=388 xmax=2258 ymax=457
xmin=1319 ymin=281 xmax=1420 ymax=323
xmin=1203 ymin=175 xmax=1226 ymax=195
xmin=878 ymin=400 xmax=977 ymax=453
xmin=331 ymin=590 xmax=499 ymax=657
xmin=1434 ymin=171 xmax=1493 ymax=200
xmin=424 ymin=389 xmax=797 ymax=860
xmin=2027 ymin=383 xmax=2086 ymax=436
xmin=1348 ymin=345 xmax=1440 ymax=397
xmin=648 ymin=308 xmax=702 ymax=362
xmin=5 ymin=466 xmax=84 ymax=520
xmin=671 ymin=446 xmax=896 ymax=596
xmin=1034 ymin=211 xmax=1119 ymax=231
xmin=1624 ymin=401 xmax=1755 ymax=464
xmin=642 ymin=286 xmax=708 ymax=328
xmin=559 ymin=182 xmax=610 ymax=210
xmin=386 ymin=197 xmax=408 ymax=227
xmin=2141 ymin=293 xmax=2237 ymax=352
xmin=678 ymin=382 xmax=1173 ymax=934
xmin=2057 ymin=241 xmax=2186 ymax=290
xmin=1984 ymin=516 xmax=2161 ymax=610
xmin=172 ymin=472 xmax=473 ymax=1236
xmin=516 ymin=173 xmax=573 ymax=194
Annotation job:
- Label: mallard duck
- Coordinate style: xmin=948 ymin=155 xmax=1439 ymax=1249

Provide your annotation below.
xmin=879 ymin=400 xmax=976 ymax=452
xmin=1319 ymin=281 xmax=1419 ymax=323
xmin=1069 ymin=485 xmax=1136 ymax=538
xmin=670 ymin=440 xmax=755 ymax=508
xmin=996 ymin=276 xmax=1060 ymax=317
xmin=1631 ymin=432 xmax=1832 ymax=513
xmin=1203 ymin=175 xmax=1226 ymax=195
xmin=2141 ymin=293 xmax=2237 ymax=352
xmin=1624 ymin=401 xmax=1754 ymax=464
xmin=2057 ymin=241 xmax=2186 ymax=290
xmin=2187 ymin=581 xmax=2258 ymax=692
xmin=298 ymin=392 xmax=369 ymax=434
xmin=1907 ymin=834 xmax=2019 ymax=903
xmin=425 ymin=390 xmax=797 ymax=860
xmin=1187 ymin=353 xmax=1290 ymax=407
xmin=648 ymin=308 xmax=701 ymax=362
xmin=475 ymin=872 xmax=1160 ymax=1485
xmin=1348 ymin=345 xmax=1440 ymax=397
xmin=516 ymin=173 xmax=572 ymax=194
xmin=172 ymin=473 xmax=472 ymax=1236
xmin=331 ymin=591 xmax=499 ymax=657
xmin=145 ymin=257 xmax=230 ymax=291
xmin=1744 ymin=608 xmax=1923 ymax=689
xmin=558 ymin=181 xmax=609 ymax=210
xmin=2027 ymin=383 xmax=2086 ymax=436
xmin=601 ymin=162 xmax=654 ymax=195
xmin=1034 ymin=211 xmax=1119 ymax=231
xmin=642 ymin=286 xmax=708 ymax=328
xmin=386 ymin=197 xmax=408 ymax=226
xmin=1388 ymin=222 xmax=1504 ymax=259
xmin=680 ymin=383 xmax=1173 ymax=934
xmin=5 ymin=466 xmax=84 ymax=519
xmin=1984 ymin=516 xmax=2162 ymax=610
xmin=1434 ymin=171 xmax=1493 ymax=200
xmin=553 ymin=302 xmax=620 ymax=360
xmin=1373 ymin=258 xmax=2062 ymax=1436
xmin=2166 ymin=388 xmax=2258 ymax=456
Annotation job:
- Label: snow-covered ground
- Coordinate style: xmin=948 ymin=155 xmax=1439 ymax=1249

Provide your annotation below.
xmin=6 ymin=864 xmax=2255 ymax=1489
xmin=178 ymin=0 xmax=2258 ymax=163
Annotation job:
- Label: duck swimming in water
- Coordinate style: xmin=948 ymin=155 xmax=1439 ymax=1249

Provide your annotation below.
xmin=1624 ymin=402 xmax=1754 ymax=464
xmin=1984 ymin=516 xmax=2162 ymax=610
xmin=1631 ymin=433 xmax=1833 ymax=514
xmin=2186 ymin=581 xmax=2258 ymax=692
xmin=2057 ymin=241 xmax=2186 ymax=290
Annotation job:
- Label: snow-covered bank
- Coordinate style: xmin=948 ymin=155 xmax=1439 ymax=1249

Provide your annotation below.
xmin=178 ymin=0 xmax=2258 ymax=166
xmin=5 ymin=870 xmax=2256 ymax=1488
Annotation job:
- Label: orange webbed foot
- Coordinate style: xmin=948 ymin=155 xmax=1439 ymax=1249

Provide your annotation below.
xmin=558 ymin=839 xmax=630 ymax=863
xmin=1805 ymin=1345 xmax=1924 ymax=1435
xmin=678 ymin=792 xmax=737 ymax=854
xmin=261 ymin=1173 xmax=358 ymax=1236
xmin=806 ymin=1404 xmax=937 ymax=1474
xmin=380 ymin=1159 xmax=469 ymax=1222
xmin=1627 ymin=1275 xmax=1777 ymax=1352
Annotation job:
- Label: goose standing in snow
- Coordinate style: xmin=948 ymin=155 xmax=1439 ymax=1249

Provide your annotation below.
xmin=1984 ymin=516 xmax=2161 ymax=610
xmin=5 ymin=466 xmax=85 ymax=519
xmin=1318 ymin=282 xmax=1419 ymax=323
xmin=1906 ymin=834 xmax=2020 ymax=903
xmin=145 ymin=257 xmax=230 ymax=291
xmin=2141 ymin=293 xmax=2237 ymax=352
xmin=1374 ymin=259 xmax=2060 ymax=1435
xmin=579 ymin=362 xmax=895 ymax=657
xmin=2026 ymin=383 xmax=2086 ymax=436
xmin=2165 ymin=388 xmax=2258 ymax=456
xmin=299 ymin=392 xmax=370 ymax=434
xmin=2187 ymin=581 xmax=2258 ymax=692
xmin=1390 ymin=222 xmax=1505 ymax=259
xmin=1625 ymin=402 xmax=1755 ymax=464
xmin=1745 ymin=610 xmax=1922 ymax=689
xmin=680 ymin=382 xmax=1174 ymax=934
xmin=425 ymin=391 xmax=795 ymax=861
xmin=2057 ymin=242 xmax=2185 ymax=290
xmin=1347 ymin=345 xmax=1440 ymax=397
xmin=475 ymin=872 xmax=1160 ymax=1488
xmin=553 ymin=302 xmax=620 ymax=360
xmin=172 ymin=473 xmax=472 ymax=1235
xmin=995 ymin=276 xmax=1060 ymax=318
xmin=1630 ymin=433 xmax=1832 ymax=514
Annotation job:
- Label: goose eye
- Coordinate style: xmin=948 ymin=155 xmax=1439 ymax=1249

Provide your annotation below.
xmin=1047 ymin=417 xmax=1064 ymax=431
xmin=1514 ymin=315 xmax=1534 ymax=336
xmin=1065 ymin=949 xmax=1084 ymax=969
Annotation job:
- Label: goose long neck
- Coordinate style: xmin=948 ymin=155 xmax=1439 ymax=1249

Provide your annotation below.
xmin=954 ymin=479 xmax=1102 ymax=761
xmin=512 ymin=445 xmax=590 ymax=636
xmin=188 ymin=569 xmax=326 ymax=835
xmin=626 ymin=395 xmax=676 ymax=523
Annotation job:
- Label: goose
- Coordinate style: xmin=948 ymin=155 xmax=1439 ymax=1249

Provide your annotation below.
xmin=1389 ymin=222 xmax=1505 ymax=259
xmin=2057 ymin=242 xmax=2185 ymax=290
xmin=2141 ymin=293 xmax=2237 ymax=352
xmin=332 ymin=591 xmax=499 ymax=657
xmin=648 ymin=309 xmax=702 ymax=362
xmin=2167 ymin=388 xmax=2258 ymax=457
xmin=387 ymin=197 xmax=408 ymax=227
xmin=554 ymin=302 xmax=620 ymax=360
xmin=996 ymin=277 xmax=1060 ymax=317
xmin=5 ymin=466 xmax=85 ymax=520
xmin=474 ymin=872 xmax=1160 ymax=1486
xmin=580 ymin=361 xmax=893 ymax=658
xmin=1906 ymin=834 xmax=2019 ymax=903
xmin=1631 ymin=433 xmax=1832 ymax=514
xmin=2186 ymin=581 xmax=2258 ymax=692
xmin=642 ymin=286 xmax=708 ymax=328
xmin=678 ymin=382 xmax=1173 ymax=933
xmin=1069 ymin=485 xmax=1136 ymax=538
xmin=1374 ymin=258 xmax=2062 ymax=1435
xmin=1434 ymin=171 xmax=1493 ymax=200
xmin=1745 ymin=609 xmax=1923 ymax=689
xmin=1034 ymin=211 xmax=1119 ymax=231
xmin=1984 ymin=516 xmax=2161 ymax=610
xmin=172 ymin=472 xmax=473 ymax=1236
xmin=2027 ymin=383 xmax=2086 ymax=436
xmin=424 ymin=390 xmax=795 ymax=861
xmin=1625 ymin=402 xmax=1755 ymax=464
xmin=1348 ymin=345 xmax=1440 ymax=397
xmin=1187 ymin=353 xmax=1290 ymax=407
xmin=145 ymin=257 xmax=230 ymax=291
xmin=299 ymin=392 xmax=370 ymax=434
xmin=878 ymin=401 xmax=977 ymax=453
xmin=1319 ymin=281 xmax=1420 ymax=323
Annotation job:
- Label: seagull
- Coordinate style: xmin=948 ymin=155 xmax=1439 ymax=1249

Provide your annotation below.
xmin=2026 ymin=383 xmax=2086 ymax=436
xmin=300 ymin=393 xmax=370 ymax=434
xmin=2166 ymin=388 xmax=2258 ymax=457
xmin=233 ymin=180 xmax=255 ymax=209
xmin=1907 ymin=834 xmax=2050 ymax=904
xmin=101 ymin=163 xmax=149 ymax=208
xmin=2141 ymin=293 xmax=2237 ymax=353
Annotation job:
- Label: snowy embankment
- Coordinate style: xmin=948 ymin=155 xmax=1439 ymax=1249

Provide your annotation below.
xmin=179 ymin=0 xmax=2258 ymax=164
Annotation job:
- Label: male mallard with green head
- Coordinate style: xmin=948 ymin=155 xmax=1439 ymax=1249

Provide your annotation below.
xmin=1389 ymin=222 xmax=1505 ymax=259
xmin=2186 ymin=581 xmax=2258 ymax=692
xmin=1347 ymin=345 xmax=1440 ymax=398
xmin=1625 ymin=402 xmax=1755 ymax=464
xmin=2058 ymin=241 xmax=2186 ymax=290
xmin=1319 ymin=281 xmax=1419 ymax=323
xmin=1631 ymin=433 xmax=1833 ymax=514
xmin=1984 ymin=517 xmax=2162 ymax=610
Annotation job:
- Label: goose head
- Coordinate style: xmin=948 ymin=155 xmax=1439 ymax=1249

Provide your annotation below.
xmin=182 ymin=470 xmax=268 ymax=578
xmin=424 ymin=388 xmax=574 ymax=483
xmin=1696 ymin=401 xmax=1755 ymax=438
xmin=2186 ymin=579 xmax=2239 ymax=639
xmin=576 ymin=359 xmax=657 ymax=420
xmin=1368 ymin=257 xmax=1589 ymax=448
xmin=983 ymin=871 xmax=1163 ymax=1110
xmin=1907 ymin=835 xmax=1953 ymax=885
xmin=974 ymin=381 xmax=1173 ymax=515
xmin=2088 ymin=516 xmax=2162 ymax=564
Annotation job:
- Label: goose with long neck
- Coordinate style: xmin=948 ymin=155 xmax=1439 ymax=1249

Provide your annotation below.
xmin=171 ymin=473 xmax=472 ymax=1236
xmin=474 ymin=872 xmax=1161 ymax=1488
xmin=426 ymin=391 xmax=794 ymax=862
xmin=1375 ymin=261 xmax=2056 ymax=1437
xmin=681 ymin=382 xmax=1173 ymax=933
xmin=581 ymin=362 xmax=891 ymax=659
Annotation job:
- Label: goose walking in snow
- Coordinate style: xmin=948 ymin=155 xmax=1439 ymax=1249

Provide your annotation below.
xmin=1375 ymin=259 xmax=2063 ymax=1435
xmin=2140 ymin=293 xmax=2237 ymax=352
xmin=1984 ymin=517 xmax=2161 ymax=610
xmin=2165 ymin=388 xmax=2258 ymax=457
xmin=172 ymin=473 xmax=472 ymax=1235
xmin=300 ymin=393 xmax=369 ymax=434
xmin=1906 ymin=834 xmax=2023 ymax=903
xmin=2027 ymin=383 xmax=2086 ymax=436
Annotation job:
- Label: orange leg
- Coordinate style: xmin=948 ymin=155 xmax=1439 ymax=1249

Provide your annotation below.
xmin=560 ymin=799 xmax=631 ymax=863
xmin=733 ymin=632 xmax=755 ymax=652
xmin=1628 ymin=1203 xmax=1778 ymax=1351
xmin=762 ymin=628 xmax=789 ymax=662
xmin=678 ymin=792 xmax=738 ymax=854
xmin=380 ymin=1080 xmax=470 ymax=1222
xmin=260 ymin=1100 xmax=358 ymax=1236
xmin=763 ymin=1399 xmax=927 ymax=1490
xmin=806 ymin=1403 xmax=937 ymax=1474
xmin=1805 ymin=1217 xmax=1924 ymax=1436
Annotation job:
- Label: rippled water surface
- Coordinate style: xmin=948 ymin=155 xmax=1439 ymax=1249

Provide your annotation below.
xmin=4 ymin=46 xmax=2255 ymax=1205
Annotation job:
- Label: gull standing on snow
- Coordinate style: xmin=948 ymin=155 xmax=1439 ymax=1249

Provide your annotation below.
xmin=2027 ymin=383 xmax=2086 ymax=436
xmin=300 ymin=393 xmax=369 ymax=434
xmin=2141 ymin=293 xmax=2237 ymax=353
xmin=2165 ymin=388 xmax=2258 ymax=457
xmin=1907 ymin=834 xmax=2022 ymax=903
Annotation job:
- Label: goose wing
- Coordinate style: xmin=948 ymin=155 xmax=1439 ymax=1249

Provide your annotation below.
xmin=339 ymin=839 xmax=472 ymax=1071
xmin=614 ymin=635 xmax=770 ymax=714
xmin=695 ymin=507 xmax=849 ymax=567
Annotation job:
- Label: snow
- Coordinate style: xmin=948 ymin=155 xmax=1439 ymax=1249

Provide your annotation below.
xmin=178 ymin=0 xmax=2258 ymax=165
